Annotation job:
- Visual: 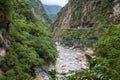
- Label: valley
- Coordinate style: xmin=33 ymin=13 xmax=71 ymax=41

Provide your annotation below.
xmin=0 ymin=0 xmax=120 ymax=80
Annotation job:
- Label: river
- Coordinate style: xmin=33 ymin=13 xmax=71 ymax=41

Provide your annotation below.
xmin=37 ymin=45 xmax=93 ymax=80
xmin=54 ymin=45 xmax=91 ymax=80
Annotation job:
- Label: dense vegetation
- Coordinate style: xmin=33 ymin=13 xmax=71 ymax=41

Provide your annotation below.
xmin=29 ymin=0 xmax=52 ymax=25
xmin=53 ymin=0 xmax=120 ymax=80
xmin=67 ymin=24 xmax=120 ymax=80
xmin=0 ymin=0 xmax=57 ymax=80
xmin=0 ymin=0 xmax=120 ymax=80
xmin=52 ymin=0 xmax=115 ymax=44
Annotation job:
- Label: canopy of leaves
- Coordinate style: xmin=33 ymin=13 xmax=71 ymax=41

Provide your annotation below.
xmin=67 ymin=24 xmax=120 ymax=80
xmin=0 ymin=0 xmax=57 ymax=79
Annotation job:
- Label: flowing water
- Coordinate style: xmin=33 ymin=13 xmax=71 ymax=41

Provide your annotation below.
xmin=38 ymin=45 xmax=92 ymax=80
xmin=54 ymin=45 xmax=89 ymax=80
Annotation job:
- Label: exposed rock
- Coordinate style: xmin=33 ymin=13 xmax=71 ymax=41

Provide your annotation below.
xmin=85 ymin=48 xmax=94 ymax=56
xmin=55 ymin=42 xmax=60 ymax=46
xmin=54 ymin=2 xmax=72 ymax=29
xmin=0 ymin=48 xmax=6 ymax=57
xmin=0 ymin=10 xmax=10 ymax=48
xmin=52 ymin=0 xmax=99 ymax=29
xmin=78 ymin=61 xmax=89 ymax=70
xmin=110 ymin=0 xmax=120 ymax=22
xmin=52 ymin=0 xmax=120 ymax=40
xmin=34 ymin=66 xmax=51 ymax=80
xmin=61 ymin=64 xmax=66 ymax=67
xmin=113 ymin=3 xmax=120 ymax=16
xmin=35 ymin=75 xmax=49 ymax=80
xmin=35 ymin=74 xmax=44 ymax=80
xmin=75 ymin=52 xmax=86 ymax=61
xmin=56 ymin=64 xmax=63 ymax=73
xmin=55 ymin=45 xmax=94 ymax=79
xmin=56 ymin=64 xmax=68 ymax=74
xmin=62 ymin=69 xmax=69 ymax=73
xmin=82 ymin=1 xmax=96 ymax=15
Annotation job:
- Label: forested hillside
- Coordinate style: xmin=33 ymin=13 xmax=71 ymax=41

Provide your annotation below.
xmin=0 ymin=0 xmax=57 ymax=80
xmin=53 ymin=0 xmax=120 ymax=39
xmin=53 ymin=0 xmax=120 ymax=80
xmin=0 ymin=0 xmax=120 ymax=80
xmin=29 ymin=0 xmax=52 ymax=25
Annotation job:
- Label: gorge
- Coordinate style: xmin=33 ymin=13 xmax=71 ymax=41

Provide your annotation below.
xmin=0 ymin=0 xmax=120 ymax=80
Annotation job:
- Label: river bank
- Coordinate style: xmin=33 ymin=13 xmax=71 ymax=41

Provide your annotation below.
xmin=51 ymin=45 xmax=94 ymax=80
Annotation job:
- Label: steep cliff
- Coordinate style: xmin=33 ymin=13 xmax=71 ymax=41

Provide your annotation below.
xmin=53 ymin=0 xmax=120 ymax=38
xmin=52 ymin=0 xmax=120 ymax=79
xmin=54 ymin=0 xmax=120 ymax=28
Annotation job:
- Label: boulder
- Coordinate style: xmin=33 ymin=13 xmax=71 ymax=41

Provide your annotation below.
xmin=35 ymin=75 xmax=44 ymax=80
xmin=0 ymin=48 xmax=6 ymax=57
xmin=56 ymin=64 xmax=62 ymax=73
xmin=81 ymin=61 xmax=89 ymax=70
xmin=81 ymin=64 xmax=89 ymax=70
xmin=61 ymin=64 xmax=66 ymax=67
xmin=85 ymin=48 xmax=94 ymax=56
xmin=75 ymin=52 xmax=85 ymax=61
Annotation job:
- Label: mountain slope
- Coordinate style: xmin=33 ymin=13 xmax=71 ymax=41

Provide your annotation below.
xmin=53 ymin=0 xmax=120 ymax=28
xmin=0 ymin=0 xmax=57 ymax=79
xmin=53 ymin=0 xmax=120 ymax=79
xmin=53 ymin=0 xmax=120 ymax=39
xmin=43 ymin=5 xmax=61 ymax=20
xmin=29 ymin=0 xmax=52 ymax=24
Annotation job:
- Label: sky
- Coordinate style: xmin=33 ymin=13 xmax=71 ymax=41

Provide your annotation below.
xmin=40 ymin=0 xmax=68 ymax=7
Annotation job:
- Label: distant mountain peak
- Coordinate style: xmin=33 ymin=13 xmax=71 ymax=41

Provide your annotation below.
xmin=43 ymin=5 xmax=62 ymax=20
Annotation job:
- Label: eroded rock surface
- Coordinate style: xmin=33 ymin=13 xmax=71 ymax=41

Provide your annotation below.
xmin=55 ymin=45 xmax=92 ymax=80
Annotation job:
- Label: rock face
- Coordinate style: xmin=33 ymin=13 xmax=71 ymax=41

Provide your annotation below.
xmin=35 ymin=66 xmax=51 ymax=80
xmin=112 ymin=0 xmax=120 ymax=22
xmin=53 ymin=2 xmax=72 ymax=29
xmin=0 ymin=5 xmax=11 ymax=62
xmin=75 ymin=52 xmax=85 ymax=61
xmin=0 ymin=10 xmax=10 ymax=48
xmin=113 ymin=0 xmax=120 ymax=16
xmin=35 ymin=75 xmax=44 ymax=80
xmin=52 ymin=0 xmax=120 ymax=37
xmin=85 ymin=48 xmax=94 ymax=56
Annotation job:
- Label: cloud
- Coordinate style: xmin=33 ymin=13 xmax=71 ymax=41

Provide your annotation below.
xmin=40 ymin=0 xmax=68 ymax=6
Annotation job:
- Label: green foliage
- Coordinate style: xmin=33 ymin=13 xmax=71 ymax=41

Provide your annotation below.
xmin=48 ymin=70 xmax=56 ymax=80
xmin=0 ymin=0 xmax=14 ymax=20
xmin=63 ymin=29 xmax=89 ymax=40
xmin=0 ymin=0 xmax=57 ymax=79
xmin=67 ymin=24 xmax=120 ymax=80
xmin=96 ymin=24 xmax=120 ymax=75
xmin=0 ymin=69 xmax=33 ymax=80
xmin=67 ymin=56 xmax=119 ymax=80
xmin=62 ymin=29 xmax=97 ymax=47
xmin=29 ymin=0 xmax=52 ymax=24
xmin=52 ymin=0 xmax=120 ymax=80
xmin=53 ymin=0 xmax=116 ymax=40
xmin=69 ymin=0 xmax=114 ymax=28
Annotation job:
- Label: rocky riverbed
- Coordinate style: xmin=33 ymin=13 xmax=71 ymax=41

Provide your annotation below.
xmin=54 ymin=45 xmax=94 ymax=80
xmin=36 ymin=45 xmax=94 ymax=80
